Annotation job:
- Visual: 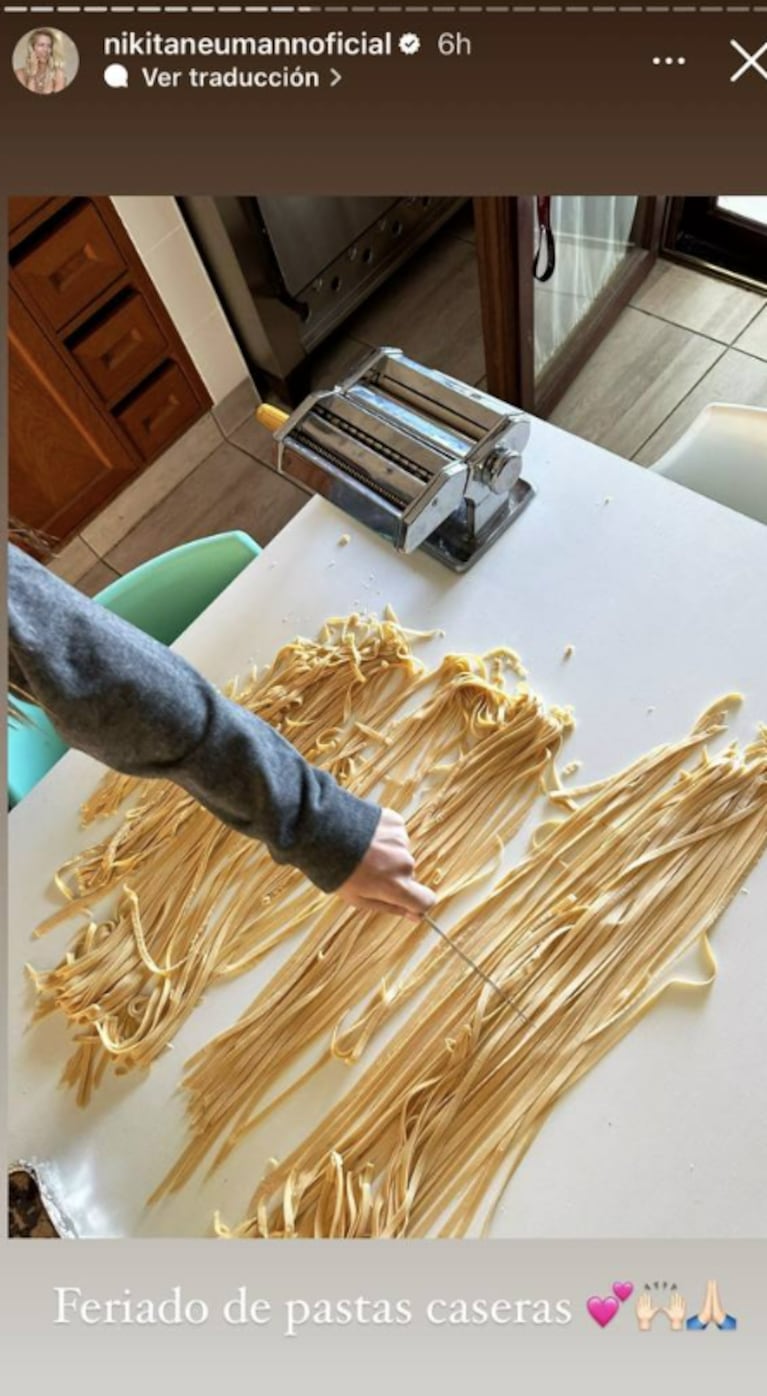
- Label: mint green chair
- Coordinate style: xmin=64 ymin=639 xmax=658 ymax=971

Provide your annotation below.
xmin=7 ymin=700 xmax=69 ymax=807
xmin=8 ymin=530 xmax=261 ymax=807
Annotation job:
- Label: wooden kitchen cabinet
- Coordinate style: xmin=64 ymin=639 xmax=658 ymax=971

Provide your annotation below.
xmin=8 ymin=197 xmax=212 ymax=554
xmin=70 ymin=293 xmax=168 ymax=406
xmin=116 ymin=364 xmax=204 ymax=458
xmin=9 ymin=287 xmax=139 ymax=540
xmin=14 ymin=202 xmax=126 ymax=332
xmin=8 ymin=197 xmax=56 ymax=234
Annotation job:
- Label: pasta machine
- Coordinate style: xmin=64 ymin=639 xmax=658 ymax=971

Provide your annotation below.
xmin=256 ymin=348 xmax=533 ymax=572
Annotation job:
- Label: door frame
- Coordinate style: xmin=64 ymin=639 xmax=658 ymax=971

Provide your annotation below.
xmin=474 ymin=196 xmax=666 ymax=417
xmin=662 ymin=197 xmax=767 ymax=294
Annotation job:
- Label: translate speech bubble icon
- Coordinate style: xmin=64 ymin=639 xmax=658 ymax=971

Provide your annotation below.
xmin=104 ymin=63 xmax=129 ymax=88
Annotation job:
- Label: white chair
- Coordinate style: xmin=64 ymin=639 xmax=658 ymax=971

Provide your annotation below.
xmin=650 ymin=403 xmax=767 ymax=526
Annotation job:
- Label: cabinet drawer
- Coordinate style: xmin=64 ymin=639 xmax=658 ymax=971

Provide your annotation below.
xmin=9 ymin=197 xmax=55 ymax=233
xmin=14 ymin=204 xmax=126 ymax=330
xmin=71 ymin=294 xmax=168 ymax=404
xmin=116 ymin=363 xmax=200 ymax=458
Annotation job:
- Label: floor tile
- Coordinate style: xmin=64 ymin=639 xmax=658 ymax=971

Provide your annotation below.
xmin=230 ymin=414 xmax=278 ymax=469
xmin=550 ymin=307 xmax=723 ymax=459
xmin=633 ymin=349 xmax=767 ymax=465
xmin=80 ymin=413 xmax=224 ymax=557
xmin=308 ymin=332 xmax=372 ymax=392
xmin=734 ymin=306 xmax=767 ymax=362
xmin=631 ymin=261 xmax=765 ymax=344
xmin=231 ymin=334 xmax=372 ymax=466
xmin=346 ymin=230 xmax=486 ymax=386
xmin=213 ymin=377 xmax=260 ymax=437
xmin=47 ymin=535 xmax=100 ymax=584
xmin=450 ymin=201 xmax=476 ymax=244
xmin=104 ymin=443 xmax=306 ymax=573
xmin=77 ymin=561 xmax=121 ymax=597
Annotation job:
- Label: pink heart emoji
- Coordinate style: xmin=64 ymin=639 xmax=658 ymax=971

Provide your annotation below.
xmin=613 ymin=1282 xmax=634 ymax=1303
xmin=587 ymin=1295 xmax=620 ymax=1328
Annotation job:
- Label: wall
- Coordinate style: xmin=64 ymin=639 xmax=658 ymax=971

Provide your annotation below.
xmin=111 ymin=196 xmax=250 ymax=405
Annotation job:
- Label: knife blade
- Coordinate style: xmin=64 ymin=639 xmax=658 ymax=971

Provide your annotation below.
xmin=422 ymin=913 xmax=530 ymax=1025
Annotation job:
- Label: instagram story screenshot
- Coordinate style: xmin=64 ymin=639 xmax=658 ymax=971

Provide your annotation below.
xmin=1 ymin=6 xmax=766 ymax=1394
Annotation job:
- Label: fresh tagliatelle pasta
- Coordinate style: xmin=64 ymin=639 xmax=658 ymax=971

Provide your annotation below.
xmin=26 ymin=609 xmax=766 ymax=1241
xmin=151 ymin=666 xmax=572 ymax=1200
xmin=211 ymin=700 xmax=767 ymax=1239
xmin=28 ymin=611 xmax=570 ymax=1114
xmin=28 ymin=611 xmax=428 ymax=1103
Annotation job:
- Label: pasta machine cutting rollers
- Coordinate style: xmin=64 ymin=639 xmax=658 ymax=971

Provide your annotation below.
xmin=256 ymin=348 xmax=533 ymax=571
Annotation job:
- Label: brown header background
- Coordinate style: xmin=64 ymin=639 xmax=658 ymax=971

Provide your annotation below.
xmin=0 ymin=8 xmax=766 ymax=191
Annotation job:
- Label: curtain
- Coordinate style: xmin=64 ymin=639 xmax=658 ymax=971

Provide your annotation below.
xmin=535 ymin=196 xmax=639 ymax=375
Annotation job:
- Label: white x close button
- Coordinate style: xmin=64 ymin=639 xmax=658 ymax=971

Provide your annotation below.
xmin=730 ymin=39 xmax=767 ymax=83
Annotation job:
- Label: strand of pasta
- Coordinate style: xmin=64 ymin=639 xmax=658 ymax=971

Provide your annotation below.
xmin=213 ymin=706 xmax=766 ymax=1238
xmin=28 ymin=614 xmax=435 ymax=1103
xmin=28 ymin=615 xmax=540 ymax=1107
xmin=150 ymin=679 xmax=572 ymax=1200
xmin=321 ymin=698 xmax=742 ymax=1061
xmin=46 ymin=612 xmax=431 ymax=906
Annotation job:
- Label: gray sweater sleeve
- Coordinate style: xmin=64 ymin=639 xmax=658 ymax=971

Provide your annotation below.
xmin=7 ymin=545 xmax=381 ymax=892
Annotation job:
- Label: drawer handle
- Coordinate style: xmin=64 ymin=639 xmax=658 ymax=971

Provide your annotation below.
xmin=51 ymin=243 xmax=98 ymax=293
xmin=141 ymin=393 xmax=180 ymax=434
xmin=102 ymin=328 xmax=142 ymax=372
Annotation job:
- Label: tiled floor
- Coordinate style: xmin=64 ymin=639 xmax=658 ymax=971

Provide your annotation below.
xmin=50 ymin=211 xmax=767 ymax=594
xmin=555 ymin=264 xmax=767 ymax=461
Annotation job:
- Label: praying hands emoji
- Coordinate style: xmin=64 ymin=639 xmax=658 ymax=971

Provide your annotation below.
xmin=687 ymin=1279 xmax=737 ymax=1331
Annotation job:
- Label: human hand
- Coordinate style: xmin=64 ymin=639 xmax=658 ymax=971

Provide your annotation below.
xmin=336 ymin=808 xmax=437 ymax=921
xmin=698 ymin=1279 xmax=715 ymax=1326
xmin=636 ymin=1292 xmax=658 ymax=1332
xmin=709 ymin=1280 xmax=726 ymax=1328
xmin=664 ymin=1291 xmax=687 ymax=1331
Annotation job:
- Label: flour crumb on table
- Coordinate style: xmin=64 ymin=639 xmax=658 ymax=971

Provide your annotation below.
xmin=563 ymin=644 xmax=575 ymax=661
xmin=338 ymin=534 xmax=351 ymax=547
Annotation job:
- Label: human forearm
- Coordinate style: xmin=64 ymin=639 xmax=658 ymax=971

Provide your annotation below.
xmin=8 ymin=544 xmax=380 ymax=891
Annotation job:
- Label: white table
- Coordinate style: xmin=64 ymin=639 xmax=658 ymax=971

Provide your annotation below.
xmin=8 ymin=413 xmax=767 ymax=1238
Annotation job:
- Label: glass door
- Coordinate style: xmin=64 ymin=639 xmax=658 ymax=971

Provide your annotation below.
xmin=474 ymin=196 xmax=664 ymax=416
xmin=534 ymin=196 xmax=639 ymax=375
xmin=663 ymin=198 xmax=767 ymax=289
xmin=716 ymin=197 xmax=767 ymax=228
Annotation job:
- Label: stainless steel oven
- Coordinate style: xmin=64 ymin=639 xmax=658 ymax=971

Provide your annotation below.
xmin=179 ymin=195 xmax=465 ymax=402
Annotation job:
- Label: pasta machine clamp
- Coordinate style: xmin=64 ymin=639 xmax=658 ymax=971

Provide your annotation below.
xmin=256 ymin=348 xmax=534 ymax=572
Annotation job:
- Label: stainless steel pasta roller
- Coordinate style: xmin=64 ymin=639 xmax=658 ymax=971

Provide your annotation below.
xmin=256 ymin=347 xmax=533 ymax=572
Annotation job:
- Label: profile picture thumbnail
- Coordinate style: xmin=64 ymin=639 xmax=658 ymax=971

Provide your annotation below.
xmin=13 ymin=28 xmax=79 ymax=95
